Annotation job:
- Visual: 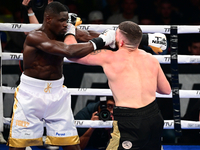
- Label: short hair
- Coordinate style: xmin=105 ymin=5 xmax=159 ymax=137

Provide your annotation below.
xmin=44 ymin=1 xmax=68 ymax=16
xmin=106 ymin=96 xmax=114 ymax=102
xmin=118 ymin=21 xmax=142 ymax=47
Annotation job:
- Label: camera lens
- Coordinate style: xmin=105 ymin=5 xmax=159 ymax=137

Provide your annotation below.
xmin=99 ymin=109 xmax=111 ymax=121
xmin=31 ymin=0 xmax=48 ymax=11
xmin=34 ymin=0 xmax=44 ymax=8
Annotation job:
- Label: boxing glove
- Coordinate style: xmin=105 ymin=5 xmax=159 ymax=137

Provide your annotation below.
xmin=68 ymin=13 xmax=82 ymax=27
xmin=148 ymin=33 xmax=167 ymax=54
xmin=64 ymin=13 xmax=82 ymax=37
xmin=90 ymin=29 xmax=116 ymax=50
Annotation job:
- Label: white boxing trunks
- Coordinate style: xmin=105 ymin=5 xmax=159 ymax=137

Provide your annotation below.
xmin=8 ymin=73 xmax=80 ymax=148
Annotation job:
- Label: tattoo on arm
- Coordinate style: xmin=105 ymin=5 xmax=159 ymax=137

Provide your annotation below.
xmin=91 ymin=49 xmax=107 ymax=55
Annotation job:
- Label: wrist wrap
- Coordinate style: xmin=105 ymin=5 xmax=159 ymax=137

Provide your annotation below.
xmin=90 ymin=37 xmax=105 ymax=50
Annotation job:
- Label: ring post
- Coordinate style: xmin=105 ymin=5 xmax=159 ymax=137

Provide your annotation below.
xmin=170 ymin=25 xmax=182 ymax=140
xmin=0 ymin=36 xmax=3 ymax=131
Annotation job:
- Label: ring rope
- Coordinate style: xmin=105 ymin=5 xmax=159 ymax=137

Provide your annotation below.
xmin=0 ymin=23 xmax=200 ymax=34
xmin=3 ymin=117 xmax=200 ymax=129
xmin=2 ymin=52 xmax=200 ymax=64
xmin=2 ymin=86 xmax=200 ymax=98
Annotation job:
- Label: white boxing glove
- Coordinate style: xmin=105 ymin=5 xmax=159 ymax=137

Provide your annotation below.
xmin=64 ymin=23 xmax=76 ymax=37
xmin=90 ymin=29 xmax=116 ymax=50
xmin=148 ymin=33 xmax=167 ymax=54
xmin=99 ymin=29 xmax=116 ymax=49
xmin=68 ymin=13 xmax=82 ymax=27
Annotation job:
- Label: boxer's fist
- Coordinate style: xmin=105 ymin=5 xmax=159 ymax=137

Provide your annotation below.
xmin=64 ymin=23 xmax=76 ymax=37
xmin=148 ymin=33 xmax=167 ymax=54
xmin=99 ymin=29 xmax=116 ymax=49
xmin=68 ymin=13 xmax=82 ymax=27
xmin=90 ymin=29 xmax=116 ymax=50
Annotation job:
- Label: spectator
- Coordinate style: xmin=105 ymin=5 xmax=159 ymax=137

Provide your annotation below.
xmin=88 ymin=10 xmax=104 ymax=24
xmin=74 ymin=96 xmax=115 ymax=150
xmin=138 ymin=13 xmax=155 ymax=25
xmin=106 ymin=0 xmax=139 ymax=24
xmin=181 ymin=0 xmax=200 ymax=24
xmin=178 ymin=34 xmax=200 ymax=55
xmin=187 ymin=34 xmax=200 ymax=55
xmin=154 ymin=0 xmax=185 ymax=25
xmin=102 ymin=0 xmax=121 ymax=23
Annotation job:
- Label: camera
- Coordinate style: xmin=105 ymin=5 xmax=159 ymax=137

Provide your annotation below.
xmin=29 ymin=0 xmax=48 ymax=11
xmin=98 ymin=97 xmax=112 ymax=121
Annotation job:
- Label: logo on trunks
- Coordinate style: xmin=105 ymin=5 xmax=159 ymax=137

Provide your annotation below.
xmin=122 ymin=141 xmax=132 ymax=149
xmin=16 ymin=120 xmax=30 ymax=127
xmin=44 ymin=83 xmax=52 ymax=93
xmin=56 ymin=132 xmax=65 ymax=136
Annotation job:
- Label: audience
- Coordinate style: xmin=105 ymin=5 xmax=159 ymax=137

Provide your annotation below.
xmin=101 ymin=0 xmax=121 ymax=23
xmin=88 ymin=10 xmax=104 ymax=24
xmin=106 ymin=0 xmax=139 ymax=24
xmin=154 ymin=0 xmax=185 ymax=25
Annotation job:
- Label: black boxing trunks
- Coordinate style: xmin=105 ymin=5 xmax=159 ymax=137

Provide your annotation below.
xmin=106 ymin=100 xmax=164 ymax=150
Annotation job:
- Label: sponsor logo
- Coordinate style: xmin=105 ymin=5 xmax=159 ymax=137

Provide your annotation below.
xmin=164 ymin=28 xmax=170 ymax=33
xmin=164 ymin=57 xmax=170 ymax=62
xmin=55 ymin=132 xmax=72 ymax=136
xmin=122 ymin=141 xmax=132 ymax=149
xmin=190 ymin=58 xmax=200 ymax=63
xmin=79 ymin=26 xmax=90 ymax=30
xmin=44 ymin=83 xmax=52 ymax=93
xmin=16 ymin=120 xmax=29 ymax=127
xmin=164 ymin=122 xmax=174 ymax=127
xmin=56 ymin=132 xmax=65 ymax=136
xmin=78 ymin=88 xmax=87 ymax=91
xmin=74 ymin=120 xmax=84 ymax=125
xmin=152 ymin=37 xmax=167 ymax=46
xmin=112 ymin=26 xmax=118 ymax=30
xmin=12 ymin=24 xmax=22 ymax=29
xmin=10 ymin=54 xmax=21 ymax=59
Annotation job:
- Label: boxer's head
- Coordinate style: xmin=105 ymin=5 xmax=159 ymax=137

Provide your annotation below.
xmin=44 ymin=1 xmax=68 ymax=36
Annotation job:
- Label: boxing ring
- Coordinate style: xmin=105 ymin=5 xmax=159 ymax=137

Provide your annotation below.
xmin=1 ymin=23 xmax=200 ymax=146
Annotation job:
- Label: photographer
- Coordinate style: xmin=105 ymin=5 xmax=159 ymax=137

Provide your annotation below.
xmin=74 ymin=96 xmax=115 ymax=150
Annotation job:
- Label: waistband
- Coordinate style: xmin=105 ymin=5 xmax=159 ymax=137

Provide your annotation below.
xmin=19 ymin=73 xmax=65 ymax=94
xmin=113 ymin=100 xmax=159 ymax=117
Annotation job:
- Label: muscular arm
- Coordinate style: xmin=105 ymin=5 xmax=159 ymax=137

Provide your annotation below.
xmin=75 ymin=28 xmax=99 ymax=42
xmin=26 ymin=30 xmax=94 ymax=58
xmin=69 ymin=49 xmax=113 ymax=66
xmin=156 ymin=64 xmax=171 ymax=94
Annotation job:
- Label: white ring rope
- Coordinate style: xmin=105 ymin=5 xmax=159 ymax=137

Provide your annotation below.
xmin=2 ymin=52 xmax=200 ymax=64
xmin=0 ymin=23 xmax=200 ymax=34
xmin=1 ymin=24 xmax=200 ymax=130
xmin=3 ymin=117 xmax=200 ymax=129
xmin=2 ymin=86 xmax=200 ymax=98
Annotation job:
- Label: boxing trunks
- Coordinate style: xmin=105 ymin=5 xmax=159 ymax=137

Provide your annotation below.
xmin=107 ymin=100 xmax=164 ymax=150
xmin=8 ymin=73 xmax=79 ymax=147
